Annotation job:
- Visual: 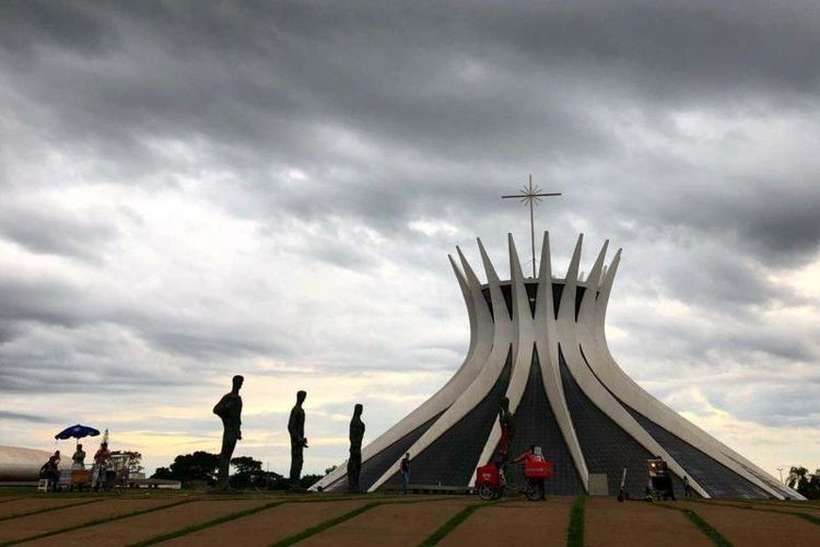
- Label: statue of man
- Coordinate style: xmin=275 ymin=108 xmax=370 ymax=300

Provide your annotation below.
xmin=495 ymin=396 xmax=514 ymax=466
xmin=288 ymin=390 xmax=308 ymax=489
xmin=347 ymin=404 xmax=365 ymax=492
xmin=213 ymin=375 xmax=243 ymax=489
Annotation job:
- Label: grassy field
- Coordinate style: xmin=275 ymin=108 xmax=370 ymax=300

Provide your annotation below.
xmin=0 ymin=490 xmax=816 ymax=546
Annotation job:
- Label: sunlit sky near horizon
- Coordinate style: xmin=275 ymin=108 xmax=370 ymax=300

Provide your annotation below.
xmin=1 ymin=1 xmax=819 ymax=479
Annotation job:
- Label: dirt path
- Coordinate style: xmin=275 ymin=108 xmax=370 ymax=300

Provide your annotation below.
xmin=676 ymin=501 xmax=819 ymax=547
xmin=0 ymin=498 xmax=97 ymax=519
xmin=299 ymin=499 xmax=475 ymax=547
xmin=26 ymin=499 xmax=268 ymax=547
xmin=438 ymin=498 xmax=573 ymax=547
xmin=585 ymin=498 xmax=711 ymax=547
xmin=0 ymin=498 xmax=176 ymax=543
xmin=158 ymin=499 xmax=370 ymax=546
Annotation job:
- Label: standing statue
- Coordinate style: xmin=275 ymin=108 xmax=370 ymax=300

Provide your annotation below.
xmin=347 ymin=404 xmax=365 ymax=492
xmin=288 ymin=390 xmax=308 ymax=489
xmin=495 ymin=396 xmax=515 ymax=466
xmin=213 ymin=375 xmax=243 ymax=490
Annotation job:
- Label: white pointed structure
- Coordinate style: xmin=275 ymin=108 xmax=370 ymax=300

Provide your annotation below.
xmin=312 ymin=233 xmax=804 ymax=500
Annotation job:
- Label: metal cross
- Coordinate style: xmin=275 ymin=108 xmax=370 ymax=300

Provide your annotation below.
xmin=502 ymin=174 xmax=562 ymax=278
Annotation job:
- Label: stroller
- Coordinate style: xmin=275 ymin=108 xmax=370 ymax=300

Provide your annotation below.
xmin=645 ymin=458 xmax=676 ymax=501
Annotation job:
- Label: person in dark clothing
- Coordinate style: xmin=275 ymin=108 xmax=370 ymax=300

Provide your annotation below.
xmin=39 ymin=454 xmax=60 ymax=491
xmin=683 ymin=475 xmax=692 ymax=498
xmin=213 ymin=375 xmax=243 ymax=490
xmin=288 ymin=390 xmax=308 ymax=489
xmin=400 ymin=452 xmax=411 ymax=494
xmin=347 ymin=404 xmax=365 ymax=492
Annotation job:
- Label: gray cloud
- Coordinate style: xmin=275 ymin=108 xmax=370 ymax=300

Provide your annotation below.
xmin=0 ymin=411 xmax=51 ymax=424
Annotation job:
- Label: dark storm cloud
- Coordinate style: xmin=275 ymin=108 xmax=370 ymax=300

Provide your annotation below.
xmin=3 ymin=2 xmax=818 ymax=237
xmin=0 ymin=0 xmax=819 ymax=440
xmin=3 ymin=0 xmax=815 ymax=264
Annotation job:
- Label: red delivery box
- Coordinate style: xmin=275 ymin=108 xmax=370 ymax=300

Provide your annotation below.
xmin=475 ymin=464 xmax=501 ymax=488
xmin=525 ymin=458 xmax=553 ymax=479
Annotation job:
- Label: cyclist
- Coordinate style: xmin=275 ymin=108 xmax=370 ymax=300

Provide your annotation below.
xmin=513 ymin=445 xmax=548 ymax=501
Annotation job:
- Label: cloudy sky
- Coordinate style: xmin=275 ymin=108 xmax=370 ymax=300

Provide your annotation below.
xmin=1 ymin=1 xmax=819 ymax=478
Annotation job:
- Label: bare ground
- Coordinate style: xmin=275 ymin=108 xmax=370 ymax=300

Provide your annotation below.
xmin=26 ymin=499 xmax=268 ymax=547
xmin=0 ymin=497 xmax=97 ymax=518
xmin=585 ymin=498 xmax=712 ymax=547
xmin=0 ymin=494 xmax=815 ymax=546
xmin=0 ymin=498 xmax=177 ymax=543
xmin=298 ymin=498 xmax=475 ymax=547
xmin=439 ymin=497 xmax=574 ymax=547
xmin=676 ymin=501 xmax=820 ymax=547
xmin=159 ymin=499 xmax=370 ymax=547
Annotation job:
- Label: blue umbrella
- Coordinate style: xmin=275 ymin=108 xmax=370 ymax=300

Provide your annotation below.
xmin=55 ymin=424 xmax=100 ymax=441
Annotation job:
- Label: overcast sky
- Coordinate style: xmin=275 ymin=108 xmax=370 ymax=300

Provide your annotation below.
xmin=1 ymin=1 xmax=819 ymax=477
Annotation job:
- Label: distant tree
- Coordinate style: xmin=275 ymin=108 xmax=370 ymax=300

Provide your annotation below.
xmin=787 ymin=466 xmax=820 ymax=500
xmin=787 ymin=466 xmax=809 ymax=490
xmin=266 ymin=471 xmax=289 ymax=490
xmin=231 ymin=456 xmax=263 ymax=475
xmin=229 ymin=456 xmax=264 ymax=489
xmin=150 ymin=451 xmax=219 ymax=486
xmin=111 ymin=450 xmax=143 ymax=474
xmin=152 ymin=466 xmax=172 ymax=479
xmin=300 ymin=473 xmax=323 ymax=490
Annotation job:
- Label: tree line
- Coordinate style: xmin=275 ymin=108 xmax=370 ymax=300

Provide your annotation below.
xmin=787 ymin=466 xmax=820 ymax=500
xmin=151 ymin=451 xmax=323 ymax=490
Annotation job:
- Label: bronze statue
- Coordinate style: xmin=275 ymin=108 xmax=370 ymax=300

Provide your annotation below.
xmin=288 ymin=390 xmax=308 ymax=489
xmin=213 ymin=375 xmax=243 ymax=489
xmin=496 ymin=396 xmax=514 ymax=465
xmin=347 ymin=403 xmax=365 ymax=492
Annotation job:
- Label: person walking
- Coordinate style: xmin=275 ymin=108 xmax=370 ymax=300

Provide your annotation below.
xmin=400 ymin=452 xmax=411 ymax=495
xmin=683 ymin=476 xmax=692 ymax=498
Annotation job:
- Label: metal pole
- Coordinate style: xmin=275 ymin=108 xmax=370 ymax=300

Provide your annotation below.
xmin=529 ymin=175 xmax=536 ymax=278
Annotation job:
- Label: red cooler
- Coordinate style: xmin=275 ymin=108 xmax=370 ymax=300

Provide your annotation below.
xmin=524 ymin=457 xmax=553 ymax=479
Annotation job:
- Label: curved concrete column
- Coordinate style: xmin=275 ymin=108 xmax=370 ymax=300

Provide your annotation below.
xmin=314 ymin=231 xmax=801 ymax=500
xmin=581 ymin=251 xmax=791 ymax=499
xmin=534 ymin=232 xmax=589 ymax=491
xmin=472 ymin=235 xmax=535 ymax=482
xmin=556 ymin=236 xmax=709 ymax=497
xmin=311 ymin=249 xmax=491 ymax=492
xmin=367 ymin=238 xmax=514 ymax=492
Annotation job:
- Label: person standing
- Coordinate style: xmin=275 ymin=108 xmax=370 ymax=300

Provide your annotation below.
xmin=400 ymin=452 xmax=411 ymax=495
xmin=513 ymin=445 xmax=547 ymax=501
xmin=683 ymin=475 xmax=692 ymax=498
xmin=39 ymin=453 xmax=60 ymax=491
xmin=213 ymin=375 xmax=244 ymax=490
xmin=72 ymin=444 xmax=86 ymax=469
xmin=347 ymin=404 xmax=365 ymax=493
xmin=288 ymin=390 xmax=308 ymax=490
xmin=92 ymin=442 xmax=111 ymax=490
